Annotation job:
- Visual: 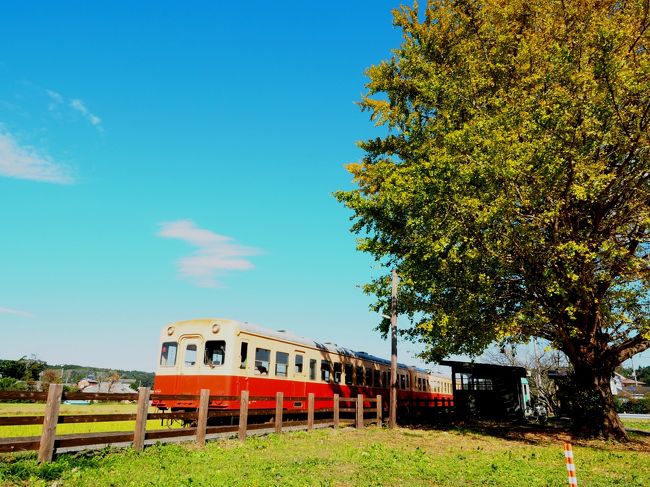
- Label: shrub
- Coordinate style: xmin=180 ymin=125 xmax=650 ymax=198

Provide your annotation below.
xmin=0 ymin=378 xmax=27 ymax=391
xmin=616 ymin=397 xmax=650 ymax=414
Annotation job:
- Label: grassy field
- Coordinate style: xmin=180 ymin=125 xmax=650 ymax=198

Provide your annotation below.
xmin=1 ymin=421 xmax=649 ymax=486
xmin=623 ymin=419 xmax=650 ymax=433
xmin=0 ymin=403 xmax=176 ymax=437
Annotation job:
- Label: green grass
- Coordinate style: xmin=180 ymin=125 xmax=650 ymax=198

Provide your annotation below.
xmin=622 ymin=419 xmax=650 ymax=432
xmin=1 ymin=425 xmax=649 ymax=486
xmin=0 ymin=403 xmax=176 ymax=437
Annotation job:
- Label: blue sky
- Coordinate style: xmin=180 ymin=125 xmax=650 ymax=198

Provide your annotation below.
xmin=1 ymin=1 xmax=648 ymax=372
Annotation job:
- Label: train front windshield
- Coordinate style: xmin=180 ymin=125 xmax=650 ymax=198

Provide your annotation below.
xmin=160 ymin=342 xmax=178 ymax=366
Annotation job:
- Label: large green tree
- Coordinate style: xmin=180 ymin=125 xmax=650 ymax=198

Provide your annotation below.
xmin=336 ymin=0 xmax=650 ymax=440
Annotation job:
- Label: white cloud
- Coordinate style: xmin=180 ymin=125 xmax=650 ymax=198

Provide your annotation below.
xmin=0 ymin=131 xmax=74 ymax=184
xmin=157 ymin=220 xmax=261 ymax=287
xmin=70 ymin=98 xmax=102 ymax=129
xmin=46 ymin=89 xmax=64 ymax=111
xmin=0 ymin=307 xmax=34 ymax=318
xmin=46 ymin=89 xmax=103 ymax=131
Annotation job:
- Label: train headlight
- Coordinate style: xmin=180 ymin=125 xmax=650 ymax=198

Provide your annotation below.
xmin=212 ymin=323 xmax=220 ymax=334
xmin=167 ymin=326 xmax=175 ymax=336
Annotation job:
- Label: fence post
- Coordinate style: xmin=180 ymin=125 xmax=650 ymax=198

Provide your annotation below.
xmin=196 ymin=389 xmax=210 ymax=447
xmin=275 ymin=392 xmax=283 ymax=434
xmin=333 ymin=394 xmax=340 ymax=428
xmin=133 ymin=387 xmax=151 ymax=452
xmin=38 ymin=383 xmax=63 ymax=463
xmin=376 ymin=395 xmax=382 ymax=425
xmin=356 ymin=393 xmax=364 ymax=429
xmin=239 ymin=390 xmax=249 ymax=441
xmin=307 ymin=393 xmax=315 ymax=431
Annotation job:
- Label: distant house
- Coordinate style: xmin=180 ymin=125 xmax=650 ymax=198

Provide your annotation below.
xmin=614 ymin=372 xmax=648 ymax=400
xmin=77 ymin=377 xmax=137 ymax=394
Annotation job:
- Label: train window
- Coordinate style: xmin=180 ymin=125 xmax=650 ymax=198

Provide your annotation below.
xmin=160 ymin=342 xmax=178 ymax=366
xmin=321 ymin=360 xmax=331 ymax=382
xmin=355 ymin=366 xmax=364 ymax=385
xmin=275 ymin=352 xmax=289 ymax=377
xmin=382 ymin=371 xmax=388 ymax=387
xmin=333 ymin=362 xmax=342 ymax=384
xmin=240 ymin=342 xmax=248 ymax=369
xmin=309 ymin=359 xmax=317 ymax=380
xmin=365 ymin=368 xmax=373 ymax=386
xmin=344 ymin=364 xmax=353 ymax=385
xmin=204 ymin=341 xmax=226 ymax=366
xmin=184 ymin=344 xmax=197 ymax=367
xmin=400 ymin=374 xmax=406 ymax=390
xmin=255 ymin=348 xmax=270 ymax=375
xmin=406 ymin=375 xmax=410 ymax=389
xmin=374 ymin=370 xmax=380 ymax=387
xmin=295 ymin=354 xmax=304 ymax=374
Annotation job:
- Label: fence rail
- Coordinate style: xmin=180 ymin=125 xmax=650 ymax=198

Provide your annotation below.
xmin=0 ymin=386 xmax=383 ymax=462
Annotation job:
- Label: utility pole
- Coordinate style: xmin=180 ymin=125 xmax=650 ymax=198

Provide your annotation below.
xmin=631 ymin=356 xmax=638 ymax=387
xmin=389 ymin=268 xmax=399 ymax=429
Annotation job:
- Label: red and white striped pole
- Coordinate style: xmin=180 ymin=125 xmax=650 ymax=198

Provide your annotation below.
xmin=563 ymin=442 xmax=578 ymax=486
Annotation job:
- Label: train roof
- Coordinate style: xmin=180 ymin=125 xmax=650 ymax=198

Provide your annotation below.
xmin=170 ymin=318 xmax=440 ymax=377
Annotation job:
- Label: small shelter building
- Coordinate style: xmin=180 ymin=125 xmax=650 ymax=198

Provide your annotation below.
xmin=440 ymin=360 xmax=529 ymax=420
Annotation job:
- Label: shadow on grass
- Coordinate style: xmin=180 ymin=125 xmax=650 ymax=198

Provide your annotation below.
xmin=400 ymin=418 xmax=650 ymax=452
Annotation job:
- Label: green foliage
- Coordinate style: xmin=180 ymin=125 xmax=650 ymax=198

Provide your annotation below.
xmin=0 ymin=357 xmax=46 ymax=382
xmin=0 ymin=378 xmax=27 ymax=391
xmin=617 ymin=397 xmax=650 ymax=414
xmin=336 ymin=0 xmax=650 ymax=438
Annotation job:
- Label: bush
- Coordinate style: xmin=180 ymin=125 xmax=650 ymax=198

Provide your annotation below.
xmin=615 ymin=396 xmax=650 ymax=414
xmin=0 ymin=378 xmax=28 ymax=391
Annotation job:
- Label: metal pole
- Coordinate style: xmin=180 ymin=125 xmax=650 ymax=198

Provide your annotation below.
xmin=389 ymin=268 xmax=398 ymax=429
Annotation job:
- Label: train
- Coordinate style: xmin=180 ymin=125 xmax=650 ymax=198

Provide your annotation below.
xmin=152 ymin=318 xmax=453 ymax=417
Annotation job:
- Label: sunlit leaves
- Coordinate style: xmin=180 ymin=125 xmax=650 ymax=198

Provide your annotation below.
xmin=335 ymin=0 xmax=650 ymax=366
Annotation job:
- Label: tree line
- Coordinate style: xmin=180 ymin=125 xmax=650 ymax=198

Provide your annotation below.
xmin=0 ymin=356 xmax=154 ymax=391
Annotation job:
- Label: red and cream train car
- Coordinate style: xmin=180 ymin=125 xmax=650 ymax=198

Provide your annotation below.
xmin=152 ymin=318 xmax=453 ymax=415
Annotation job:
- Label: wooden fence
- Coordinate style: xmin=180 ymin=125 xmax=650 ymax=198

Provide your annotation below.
xmin=0 ymin=386 xmax=383 ymax=463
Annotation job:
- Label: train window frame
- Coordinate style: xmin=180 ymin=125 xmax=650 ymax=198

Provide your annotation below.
xmin=275 ymin=351 xmax=289 ymax=378
xmin=204 ymin=340 xmax=226 ymax=367
xmin=333 ymin=362 xmax=342 ymax=384
xmin=254 ymin=347 xmax=271 ymax=375
xmin=355 ymin=366 xmax=364 ymax=386
xmin=240 ymin=342 xmax=248 ymax=369
xmin=160 ymin=341 xmax=178 ymax=367
xmin=321 ymin=360 xmax=331 ymax=382
xmin=309 ymin=359 xmax=317 ymax=381
xmin=365 ymin=367 xmax=373 ymax=387
xmin=294 ymin=353 xmax=304 ymax=374
xmin=184 ymin=343 xmax=198 ymax=367
xmin=344 ymin=364 xmax=353 ymax=385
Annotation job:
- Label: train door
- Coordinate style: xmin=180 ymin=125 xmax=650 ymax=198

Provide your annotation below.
xmin=178 ymin=335 xmax=203 ymax=394
xmin=292 ymin=349 xmax=307 ymax=401
xmin=237 ymin=339 xmax=250 ymax=395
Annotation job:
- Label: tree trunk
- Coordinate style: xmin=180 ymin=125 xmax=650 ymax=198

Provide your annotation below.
xmin=570 ymin=363 xmax=628 ymax=441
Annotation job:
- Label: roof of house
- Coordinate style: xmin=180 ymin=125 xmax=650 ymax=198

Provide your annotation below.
xmin=79 ymin=381 xmax=137 ymax=394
